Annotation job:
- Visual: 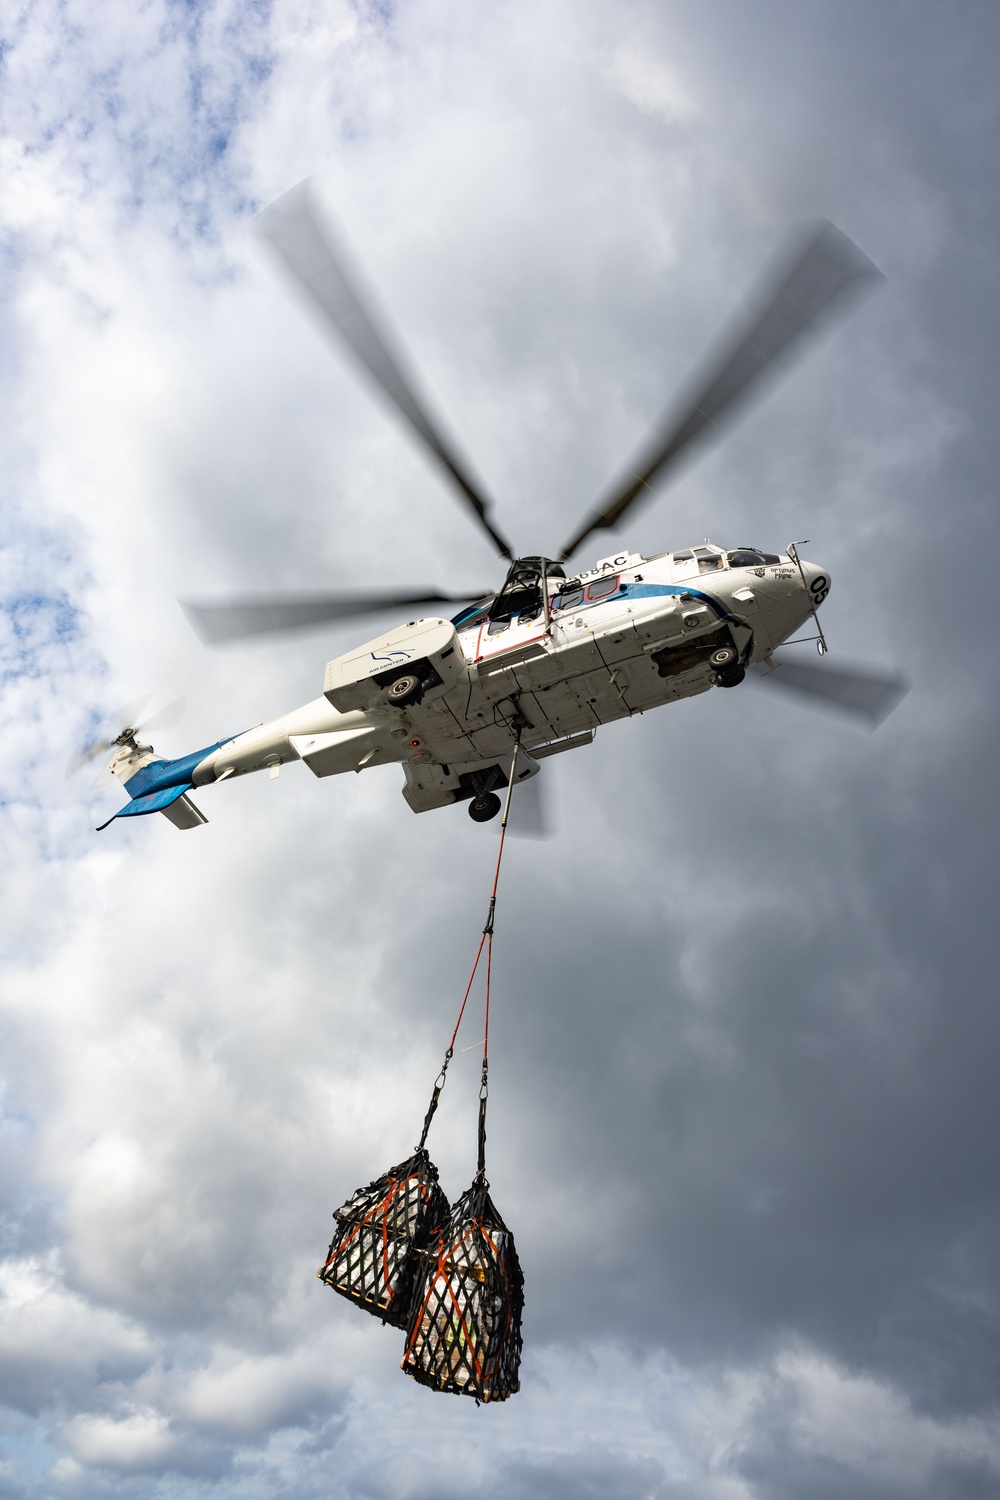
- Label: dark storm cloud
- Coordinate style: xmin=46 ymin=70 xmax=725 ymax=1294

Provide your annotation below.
xmin=330 ymin=4 xmax=1000 ymax=1488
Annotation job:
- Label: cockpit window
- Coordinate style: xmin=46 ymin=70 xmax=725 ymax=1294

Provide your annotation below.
xmin=452 ymin=599 xmax=494 ymax=629
xmin=695 ymin=548 xmax=724 ymax=573
xmin=586 ymin=575 xmax=619 ymax=601
xmin=727 ymin=548 xmax=780 ymax=567
xmin=486 ymin=617 xmax=511 ymax=636
xmin=672 ymin=551 xmax=694 ymax=563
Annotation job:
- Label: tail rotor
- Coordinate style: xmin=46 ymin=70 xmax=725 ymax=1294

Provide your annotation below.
xmin=66 ymin=696 xmax=186 ymax=779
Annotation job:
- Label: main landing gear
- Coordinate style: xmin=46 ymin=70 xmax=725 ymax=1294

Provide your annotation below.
xmin=710 ymin=644 xmax=746 ymax=688
xmin=466 ymin=765 xmax=505 ymax=823
xmin=469 ymin=792 xmax=502 ymax=823
xmin=385 ymin=673 xmax=424 ymax=707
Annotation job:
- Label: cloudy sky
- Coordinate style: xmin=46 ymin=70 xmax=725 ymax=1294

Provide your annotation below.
xmin=2 ymin=1 xmax=999 ymax=1495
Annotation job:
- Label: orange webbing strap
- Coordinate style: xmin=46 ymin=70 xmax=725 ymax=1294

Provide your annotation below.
xmin=417 ymin=733 xmax=522 ymax=1159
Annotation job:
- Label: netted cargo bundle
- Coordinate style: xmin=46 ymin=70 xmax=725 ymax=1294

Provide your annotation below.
xmin=401 ymin=1175 xmax=524 ymax=1403
xmin=318 ymin=1149 xmax=449 ymax=1328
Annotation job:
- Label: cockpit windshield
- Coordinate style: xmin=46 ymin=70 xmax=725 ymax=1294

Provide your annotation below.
xmin=451 ymin=598 xmax=495 ymax=630
xmin=727 ymin=548 xmax=781 ymax=567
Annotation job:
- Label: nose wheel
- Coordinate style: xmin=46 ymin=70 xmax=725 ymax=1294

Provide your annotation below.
xmin=469 ymin=792 xmax=502 ymax=823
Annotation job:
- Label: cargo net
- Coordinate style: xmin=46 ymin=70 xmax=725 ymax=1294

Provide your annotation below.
xmin=402 ymin=1175 xmax=524 ymax=1403
xmin=318 ymin=1149 xmax=450 ymax=1329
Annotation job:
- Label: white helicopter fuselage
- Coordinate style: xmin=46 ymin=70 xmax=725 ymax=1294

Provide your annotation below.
xmin=108 ymin=542 xmax=828 ymax=826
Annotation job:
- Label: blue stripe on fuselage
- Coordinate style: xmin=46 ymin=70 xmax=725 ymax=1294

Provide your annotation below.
xmin=123 ymin=739 xmax=233 ymax=799
xmin=554 ymin=581 xmax=738 ymax=624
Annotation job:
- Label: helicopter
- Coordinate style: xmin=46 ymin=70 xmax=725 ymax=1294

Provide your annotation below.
xmin=71 ymin=183 xmax=908 ymax=832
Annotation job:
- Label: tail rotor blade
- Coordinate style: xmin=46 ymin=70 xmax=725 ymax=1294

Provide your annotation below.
xmin=135 ymin=697 xmax=186 ymax=736
xmin=65 ymin=693 xmax=153 ymax=778
xmin=111 ymin=693 xmax=154 ymax=734
xmin=755 ymin=657 xmax=909 ymax=728
xmin=65 ymin=738 xmax=116 ymax=780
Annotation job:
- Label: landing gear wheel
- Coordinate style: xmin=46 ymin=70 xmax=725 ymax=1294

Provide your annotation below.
xmin=715 ymin=666 xmax=746 ymax=688
xmin=709 ymin=645 xmax=739 ymax=671
xmin=385 ymin=673 xmax=423 ymax=707
xmin=468 ymin=792 xmax=502 ymax=823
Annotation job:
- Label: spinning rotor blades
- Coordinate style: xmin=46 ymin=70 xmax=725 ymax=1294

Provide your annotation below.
xmin=137 ymin=697 xmax=187 ymax=734
xmin=558 ymin=221 xmax=883 ymax=562
xmin=756 ymin=658 xmax=909 ymax=728
xmin=65 ymin=694 xmax=151 ymax=777
xmin=255 ymin=182 xmax=513 ymax=562
xmin=181 ymin=589 xmax=489 ymax=646
xmin=65 ymin=695 xmax=185 ymax=777
xmin=501 ymin=774 xmax=548 ymax=840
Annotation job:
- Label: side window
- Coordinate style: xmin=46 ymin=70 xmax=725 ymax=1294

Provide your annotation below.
xmin=586 ymin=574 xmax=620 ymax=601
xmin=486 ymin=617 xmax=510 ymax=636
xmin=694 ymin=548 xmax=724 ymax=573
xmin=555 ymin=587 xmax=584 ymax=612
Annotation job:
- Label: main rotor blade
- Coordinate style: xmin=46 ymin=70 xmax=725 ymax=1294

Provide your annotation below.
xmin=755 ymin=657 xmax=909 ymax=728
xmin=500 ymin=773 xmax=550 ymax=840
xmin=181 ymin=589 xmax=489 ymax=646
xmin=558 ymin=220 xmax=883 ymax=562
xmin=255 ymin=182 xmax=514 ymax=561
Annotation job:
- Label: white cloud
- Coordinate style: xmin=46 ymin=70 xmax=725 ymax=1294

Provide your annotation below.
xmin=0 ymin=1255 xmax=152 ymax=1413
xmin=608 ymin=42 xmax=698 ymax=123
xmin=60 ymin=1408 xmax=178 ymax=1472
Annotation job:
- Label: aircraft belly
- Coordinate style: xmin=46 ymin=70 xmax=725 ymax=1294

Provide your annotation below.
xmin=524 ymin=675 xmax=599 ymax=737
xmin=461 ymin=723 xmax=511 ymax=757
xmin=549 ymin=632 xmax=605 ymax=677
xmin=407 ymin=613 xmax=730 ymax=767
xmin=408 ymin=700 xmax=477 ymax=758
xmin=478 ymin=646 xmax=560 ymax=696
xmin=595 ymin=621 xmax=640 ymax=665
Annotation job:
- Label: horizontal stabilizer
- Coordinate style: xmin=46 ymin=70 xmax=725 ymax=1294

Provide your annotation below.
xmin=97 ymin=782 xmax=200 ymax=831
xmin=161 ymin=792 xmax=209 ymax=830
